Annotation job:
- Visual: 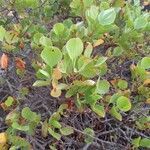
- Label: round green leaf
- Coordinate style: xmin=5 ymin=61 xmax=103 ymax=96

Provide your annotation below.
xmin=134 ymin=17 xmax=148 ymax=30
xmin=53 ymin=23 xmax=65 ymax=35
xmin=116 ymin=96 xmax=131 ymax=112
xmin=5 ymin=96 xmax=14 ymax=107
xmin=84 ymin=128 xmax=95 ymax=144
xmin=66 ymin=38 xmax=84 ymax=60
xmin=41 ymin=46 xmax=62 ymax=67
xmin=140 ymin=57 xmax=150 ymax=69
xmin=96 ymin=79 xmax=110 ymax=94
xmin=60 ymin=127 xmax=74 ymax=136
xmin=117 ymin=79 xmax=128 ymax=90
xmin=39 ymin=36 xmax=52 ymax=47
xmin=33 ymin=32 xmax=43 ymax=44
xmin=113 ymin=47 xmax=123 ymax=56
xmin=98 ymin=8 xmax=116 ymax=25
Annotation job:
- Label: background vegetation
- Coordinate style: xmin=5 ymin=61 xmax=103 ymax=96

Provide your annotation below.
xmin=0 ymin=0 xmax=150 ymax=149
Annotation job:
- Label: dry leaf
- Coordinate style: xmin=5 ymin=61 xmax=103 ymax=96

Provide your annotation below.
xmin=0 ymin=53 xmax=8 ymax=69
xmin=0 ymin=103 xmax=7 ymax=111
xmin=146 ymin=98 xmax=150 ymax=104
xmin=0 ymin=132 xmax=7 ymax=144
xmin=19 ymin=41 xmax=24 ymax=49
xmin=143 ymin=79 xmax=150 ymax=86
xmin=93 ymin=39 xmax=104 ymax=47
xmin=130 ymin=64 xmax=136 ymax=70
xmin=50 ymin=88 xmax=61 ymax=97
xmin=143 ymin=1 xmax=150 ymax=6
xmin=15 ymin=57 xmax=25 ymax=71
xmin=52 ymin=79 xmax=58 ymax=89
xmin=110 ymin=79 xmax=117 ymax=86
xmin=52 ymin=68 xmax=62 ymax=80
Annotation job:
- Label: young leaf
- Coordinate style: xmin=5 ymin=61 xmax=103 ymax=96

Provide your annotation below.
xmin=113 ymin=47 xmax=123 ymax=56
xmin=84 ymin=43 xmax=93 ymax=58
xmin=48 ymin=128 xmax=61 ymax=140
xmin=92 ymin=104 xmax=105 ymax=117
xmin=12 ymin=122 xmax=29 ymax=131
xmin=33 ymin=32 xmax=43 ymax=45
xmin=33 ymin=80 xmax=50 ymax=87
xmin=83 ymin=128 xmax=95 ymax=144
xmin=116 ymin=96 xmax=131 ymax=112
xmin=49 ymin=119 xmax=62 ymax=129
xmin=5 ymin=96 xmax=14 ymax=107
xmin=42 ymin=119 xmax=48 ymax=138
xmin=95 ymin=57 xmax=107 ymax=67
xmin=0 ymin=26 xmax=6 ymax=41
xmin=140 ymin=138 xmax=150 ymax=148
xmin=140 ymin=57 xmax=150 ymax=69
xmin=117 ymin=79 xmax=128 ymax=90
xmin=132 ymin=137 xmax=141 ymax=148
xmin=39 ymin=36 xmax=52 ymax=47
xmin=134 ymin=17 xmax=148 ymax=30
xmin=41 ymin=46 xmax=62 ymax=68
xmin=98 ymin=8 xmax=116 ymax=25
xmin=66 ymin=38 xmax=83 ymax=61
xmin=110 ymin=106 xmax=122 ymax=121
xmin=60 ymin=126 xmax=74 ymax=136
xmin=53 ymin=23 xmax=65 ymax=35
xmin=96 ymin=79 xmax=110 ymax=95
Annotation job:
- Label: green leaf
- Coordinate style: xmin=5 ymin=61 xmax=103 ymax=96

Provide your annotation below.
xmin=83 ymin=128 xmax=94 ymax=144
xmin=49 ymin=119 xmax=62 ymax=129
xmin=116 ymin=96 xmax=131 ymax=112
xmin=60 ymin=127 xmax=74 ymax=135
xmin=140 ymin=57 xmax=150 ymax=69
xmin=84 ymin=43 xmax=93 ymax=58
xmin=110 ymin=106 xmax=122 ymax=121
xmin=5 ymin=96 xmax=14 ymax=107
xmin=53 ymin=23 xmax=65 ymax=35
xmin=117 ymin=79 xmax=128 ymax=90
xmin=48 ymin=128 xmax=61 ymax=140
xmin=41 ymin=46 xmax=62 ymax=67
xmin=92 ymin=104 xmax=105 ymax=117
xmin=96 ymin=79 xmax=110 ymax=95
xmin=39 ymin=36 xmax=52 ymax=47
xmin=0 ymin=26 xmax=6 ymax=41
xmin=140 ymin=138 xmax=150 ymax=148
xmin=95 ymin=57 xmax=107 ymax=67
xmin=33 ymin=32 xmax=43 ymax=44
xmin=134 ymin=16 xmax=148 ymax=30
xmin=113 ymin=47 xmax=123 ymax=56
xmin=132 ymin=137 xmax=141 ymax=148
xmin=66 ymin=38 xmax=84 ymax=61
xmin=12 ymin=122 xmax=29 ymax=131
xmin=33 ymin=80 xmax=50 ymax=87
xmin=21 ymin=107 xmax=32 ymax=120
xmin=86 ymin=5 xmax=99 ymax=20
xmin=86 ymin=93 xmax=101 ymax=106
xmin=42 ymin=119 xmax=48 ymax=138
xmin=98 ymin=8 xmax=116 ymax=25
